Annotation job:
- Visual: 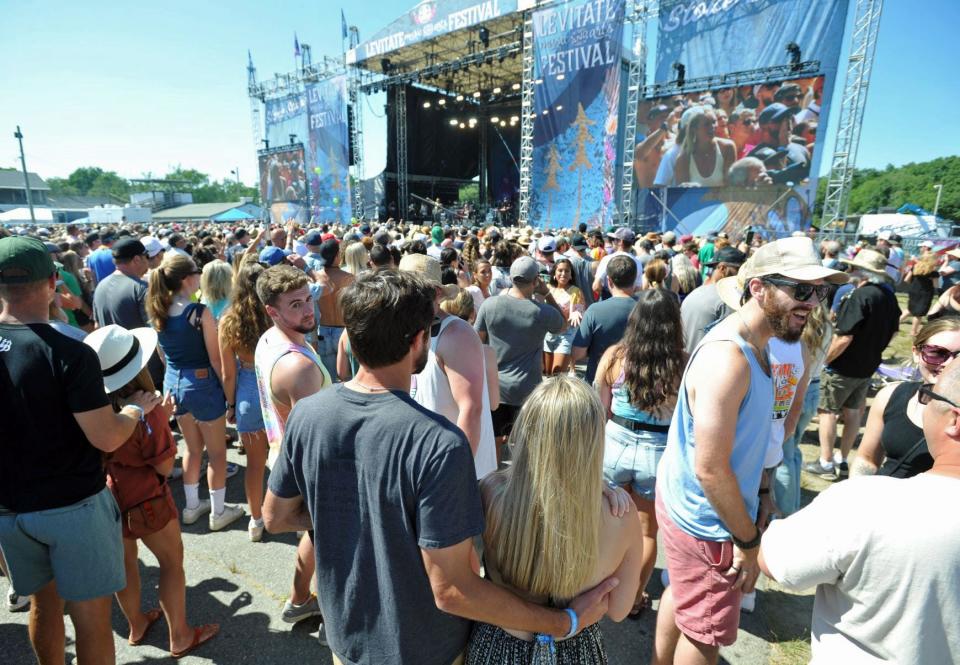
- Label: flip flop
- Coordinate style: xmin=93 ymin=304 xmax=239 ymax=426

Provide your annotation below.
xmin=171 ymin=623 xmax=219 ymax=659
xmin=627 ymin=593 xmax=651 ymax=621
xmin=128 ymin=608 xmax=163 ymax=646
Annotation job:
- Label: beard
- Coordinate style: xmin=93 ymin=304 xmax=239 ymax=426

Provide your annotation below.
xmin=762 ymin=296 xmax=806 ymax=342
xmin=413 ymin=339 xmax=430 ymax=375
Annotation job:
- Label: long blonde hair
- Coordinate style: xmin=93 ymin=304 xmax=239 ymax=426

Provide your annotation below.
xmin=801 ymin=303 xmax=831 ymax=360
xmin=146 ymin=252 xmax=196 ymax=331
xmin=342 ymin=242 xmax=369 ymax=275
xmin=485 ymin=376 xmax=604 ymax=601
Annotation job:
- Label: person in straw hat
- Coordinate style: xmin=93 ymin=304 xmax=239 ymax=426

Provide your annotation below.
xmin=654 ymin=236 xmax=846 ymax=664
xmin=804 ymin=246 xmax=901 ymax=481
xmin=85 ymin=324 xmax=220 ymax=658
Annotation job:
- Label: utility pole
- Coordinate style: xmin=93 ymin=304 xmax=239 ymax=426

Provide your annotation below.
xmin=230 ymin=168 xmax=241 ymax=186
xmin=13 ymin=126 xmax=36 ymax=224
xmin=933 ymin=183 xmax=943 ymax=219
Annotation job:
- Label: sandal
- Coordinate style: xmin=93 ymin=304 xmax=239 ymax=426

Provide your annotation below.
xmin=627 ymin=593 xmax=651 ymax=620
xmin=171 ymin=623 xmax=219 ymax=659
xmin=128 ymin=608 xmax=163 ymax=646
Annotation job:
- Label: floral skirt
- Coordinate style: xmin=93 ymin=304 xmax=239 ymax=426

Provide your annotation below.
xmin=466 ymin=621 xmax=606 ymax=665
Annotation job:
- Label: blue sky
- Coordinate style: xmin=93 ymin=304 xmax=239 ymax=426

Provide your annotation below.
xmin=1 ymin=0 xmax=957 ymax=186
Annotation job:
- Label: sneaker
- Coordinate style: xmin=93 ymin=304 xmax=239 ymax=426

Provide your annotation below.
xmin=226 ymin=463 xmax=240 ymax=479
xmin=248 ymin=518 xmax=264 ymax=542
xmin=182 ymin=500 xmax=211 ymax=525
xmin=740 ymin=590 xmax=756 ymax=613
xmin=7 ymin=588 xmax=29 ymax=612
xmin=802 ymin=460 xmax=836 ymax=480
xmin=209 ymin=504 xmax=244 ymax=531
xmin=282 ymin=593 xmax=323 ymax=624
xmin=835 ymin=461 xmax=850 ymax=481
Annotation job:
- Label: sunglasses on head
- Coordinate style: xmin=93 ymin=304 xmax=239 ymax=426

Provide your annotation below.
xmin=762 ymin=276 xmax=830 ymax=302
xmin=918 ymin=344 xmax=960 ymax=367
xmin=918 ymin=383 xmax=960 ymax=409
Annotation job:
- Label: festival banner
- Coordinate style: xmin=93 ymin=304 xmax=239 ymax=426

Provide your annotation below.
xmin=349 ymin=0 xmax=519 ymax=64
xmin=264 ymin=92 xmax=308 ymax=150
xmin=529 ymin=0 xmax=625 ymax=230
xmin=305 ymin=76 xmax=352 ymax=223
xmin=654 ymin=0 xmax=849 ymax=83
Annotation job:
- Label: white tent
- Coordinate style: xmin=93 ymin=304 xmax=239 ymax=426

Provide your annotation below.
xmin=0 ymin=207 xmax=55 ymax=223
xmin=857 ymin=213 xmax=947 ymax=238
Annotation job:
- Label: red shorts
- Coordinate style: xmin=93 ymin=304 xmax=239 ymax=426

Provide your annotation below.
xmin=656 ymin=494 xmax=741 ymax=647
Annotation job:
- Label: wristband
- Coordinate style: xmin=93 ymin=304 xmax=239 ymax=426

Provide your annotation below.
xmin=732 ymin=525 xmax=762 ymax=550
xmin=227 ymin=403 xmax=236 ymax=409
xmin=563 ymin=607 xmax=578 ymax=639
xmin=125 ymin=404 xmax=145 ymax=421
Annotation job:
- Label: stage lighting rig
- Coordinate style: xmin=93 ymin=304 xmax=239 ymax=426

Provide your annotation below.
xmin=672 ymin=62 xmax=686 ymax=88
xmin=381 ymin=58 xmax=392 ymax=73
xmin=479 ymin=27 xmax=490 ymax=48
xmin=786 ymin=42 xmax=802 ymax=71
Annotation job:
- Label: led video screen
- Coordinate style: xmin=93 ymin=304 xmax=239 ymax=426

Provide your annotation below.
xmin=258 ymin=147 xmax=308 ymax=204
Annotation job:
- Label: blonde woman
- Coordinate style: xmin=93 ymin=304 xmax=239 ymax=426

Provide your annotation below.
xmin=467 ymin=376 xmax=642 ymax=663
xmin=200 ymin=259 xmax=233 ymax=321
xmin=342 ymin=241 xmax=370 ymax=275
xmin=147 ymin=252 xmax=243 ymax=532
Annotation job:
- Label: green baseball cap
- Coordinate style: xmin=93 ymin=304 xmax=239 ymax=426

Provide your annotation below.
xmin=0 ymin=236 xmax=56 ymax=284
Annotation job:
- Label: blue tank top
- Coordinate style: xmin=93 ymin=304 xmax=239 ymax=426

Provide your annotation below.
xmin=658 ymin=325 xmax=773 ymax=541
xmin=610 ymin=369 xmax=672 ymax=426
xmin=157 ymin=303 xmax=211 ymax=370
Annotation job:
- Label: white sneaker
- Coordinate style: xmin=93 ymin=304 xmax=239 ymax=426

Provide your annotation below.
xmin=7 ymin=588 xmax=29 ymax=612
xmin=248 ymin=517 xmax=264 ymax=542
xmin=740 ymin=590 xmax=756 ymax=613
xmin=182 ymin=499 xmax=211 ymax=525
xmin=209 ymin=504 xmax=244 ymax=531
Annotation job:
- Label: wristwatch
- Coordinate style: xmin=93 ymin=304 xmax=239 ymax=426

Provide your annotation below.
xmin=732 ymin=525 xmax=762 ymax=550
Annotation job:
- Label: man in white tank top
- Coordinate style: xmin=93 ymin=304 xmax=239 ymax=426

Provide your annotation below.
xmin=399 ymin=254 xmax=497 ymax=479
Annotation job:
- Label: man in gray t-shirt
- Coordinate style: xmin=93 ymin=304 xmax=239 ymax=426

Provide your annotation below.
xmin=680 ymin=246 xmax=746 ymax=355
xmin=475 ymin=257 xmax=565 ymax=438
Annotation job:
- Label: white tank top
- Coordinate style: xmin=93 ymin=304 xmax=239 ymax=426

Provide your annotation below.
xmin=765 ymin=338 xmax=805 ymax=467
xmin=412 ymin=316 xmax=497 ymax=479
xmin=689 ymin=142 xmax=725 ymax=187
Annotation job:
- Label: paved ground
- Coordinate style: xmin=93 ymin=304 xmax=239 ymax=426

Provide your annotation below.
xmin=2 ymin=435 xmax=821 ymax=665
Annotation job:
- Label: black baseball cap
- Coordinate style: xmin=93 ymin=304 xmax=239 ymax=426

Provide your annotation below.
xmin=317 ymin=239 xmax=339 ymax=267
xmin=112 ymin=238 xmax=147 ymax=261
xmin=570 ymin=233 xmax=589 ymax=250
xmin=0 ymin=237 xmax=56 ymax=284
xmin=303 ymin=230 xmax=323 ymax=246
xmin=705 ymin=246 xmax=747 ymax=267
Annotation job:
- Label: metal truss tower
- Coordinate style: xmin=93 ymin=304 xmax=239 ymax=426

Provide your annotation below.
xmin=517 ymin=10 xmax=536 ymax=226
xmin=820 ymin=0 xmax=884 ymax=231
xmin=347 ymin=28 xmax=365 ymax=219
xmin=395 ymin=85 xmax=409 ymax=214
xmin=618 ymin=1 xmax=655 ymax=228
xmin=247 ymin=52 xmax=263 ymax=153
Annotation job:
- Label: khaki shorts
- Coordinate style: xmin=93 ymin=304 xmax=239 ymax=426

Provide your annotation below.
xmin=818 ymin=371 xmax=871 ymax=412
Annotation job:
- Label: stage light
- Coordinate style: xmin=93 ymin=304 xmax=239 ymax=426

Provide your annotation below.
xmin=381 ymin=58 xmax=392 ymax=73
xmin=469 ymin=117 xmax=477 ymax=124
xmin=437 ymin=98 xmax=446 ymax=106
xmin=556 ymin=74 xmax=565 ymax=81
xmin=473 ymin=91 xmax=481 ymax=98
xmin=512 ymin=82 xmax=520 ymax=90
xmin=479 ymin=27 xmax=490 ymax=48
xmin=529 ymin=112 xmax=537 ymax=118
xmin=510 ymin=115 xmax=519 ymax=122
xmin=449 ymin=118 xmax=458 ymax=126
xmin=491 ymin=116 xmax=500 ymax=123
xmin=672 ymin=62 xmax=685 ymax=88
xmin=500 ymin=121 xmax=506 ymax=127
xmin=459 ymin=122 xmax=466 ymax=128
xmin=786 ymin=42 xmax=802 ymax=71
xmin=535 ymin=78 xmax=543 ymax=85
xmin=423 ymin=101 xmax=431 ymax=108
xmin=456 ymin=94 xmax=464 ymax=101
xmin=542 ymin=109 xmax=549 ymax=115
xmin=493 ymin=86 xmax=501 ymax=94
xmin=556 ymin=105 xmax=563 ymax=111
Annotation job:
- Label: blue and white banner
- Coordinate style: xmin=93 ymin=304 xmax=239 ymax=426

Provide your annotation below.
xmin=265 ymin=93 xmax=307 ymax=148
xmin=529 ymin=0 xmax=625 ymax=229
xmin=306 ymin=76 xmax=352 ymax=223
xmin=349 ymin=0 xmax=519 ymax=64
xmin=654 ymin=0 xmax=849 ymax=82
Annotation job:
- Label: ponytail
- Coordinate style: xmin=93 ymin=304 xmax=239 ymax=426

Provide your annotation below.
xmin=146 ymin=253 xmax=195 ymax=331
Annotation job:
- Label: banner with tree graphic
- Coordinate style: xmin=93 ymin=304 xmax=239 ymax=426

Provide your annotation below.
xmin=529 ymin=0 xmax=625 ymax=230
xmin=305 ymin=76 xmax=351 ymax=224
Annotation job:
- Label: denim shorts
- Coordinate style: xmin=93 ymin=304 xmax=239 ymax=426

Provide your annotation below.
xmin=0 ymin=486 xmax=125 ymax=600
xmin=236 ymin=365 xmax=265 ymax=433
xmin=543 ymin=327 xmax=576 ymax=355
xmin=602 ymin=419 xmax=667 ymax=501
xmin=164 ymin=366 xmax=226 ymax=422
xmin=316 ymin=324 xmax=343 ymax=381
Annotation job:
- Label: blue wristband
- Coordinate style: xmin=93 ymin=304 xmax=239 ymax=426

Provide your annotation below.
xmin=563 ymin=607 xmax=578 ymax=639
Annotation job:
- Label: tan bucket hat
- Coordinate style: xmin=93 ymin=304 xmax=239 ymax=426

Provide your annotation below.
xmin=398 ymin=253 xmax=460 ymax=300
xmin=839 ymin=248 xmax=894 ymax=282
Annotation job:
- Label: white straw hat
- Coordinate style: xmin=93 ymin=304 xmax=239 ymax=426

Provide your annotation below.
xmin=84 ymin=325 xmax=158 ymax=393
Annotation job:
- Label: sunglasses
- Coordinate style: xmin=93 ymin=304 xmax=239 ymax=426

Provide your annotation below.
xmin=741 ymin=119 xmax=757 ymax=126
xmin=918 ymin=344 xmax=960 ymax=367
xmin=762 ymin=276 xmax=830 ymax=303
xmin=918 ymin=384 xmax=960 ymax=409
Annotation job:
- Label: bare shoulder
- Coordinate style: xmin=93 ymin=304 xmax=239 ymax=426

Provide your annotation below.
xmin=600 ymin=497 xmax=641 ymax=545
xmin=273 ymin=351 xmax=323 ymax=385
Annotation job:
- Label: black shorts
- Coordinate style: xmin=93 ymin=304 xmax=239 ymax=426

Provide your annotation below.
xmin=491 ymin=403 xmax=521 ymax=439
